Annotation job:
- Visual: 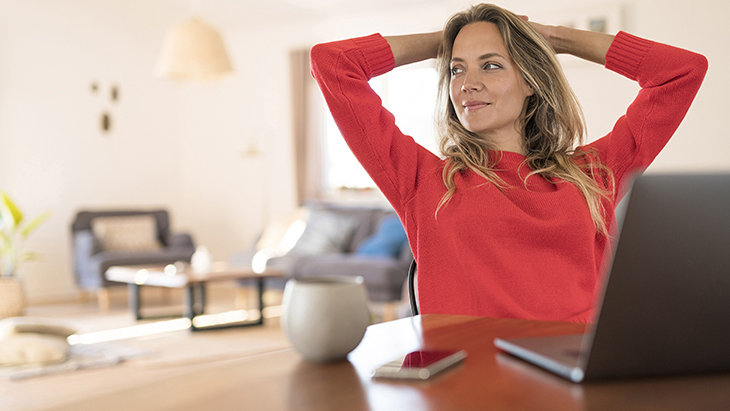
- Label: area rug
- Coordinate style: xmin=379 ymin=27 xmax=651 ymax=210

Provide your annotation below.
xmin=0 ymin=342 xmax=148 ymax=381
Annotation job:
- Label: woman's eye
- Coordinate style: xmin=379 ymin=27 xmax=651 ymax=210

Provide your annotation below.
xmin=450 ymin=67 xmax=463 ymax=76
xmin=484 ymin=63 xmax=502 ymax=70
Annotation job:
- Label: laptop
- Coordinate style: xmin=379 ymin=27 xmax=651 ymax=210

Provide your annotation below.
xmin=494 ymin=173 xmax=730 ymax=382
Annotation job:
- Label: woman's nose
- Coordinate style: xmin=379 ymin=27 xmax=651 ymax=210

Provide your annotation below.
xmin=460 ymin=72 xmax=482 ymax=92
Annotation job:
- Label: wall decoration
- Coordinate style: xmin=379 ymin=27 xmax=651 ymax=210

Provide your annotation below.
xmin=90 ymin=81 xmax=119 ymax=134
xmin=100 ymin=111 xmax=112 ymax=133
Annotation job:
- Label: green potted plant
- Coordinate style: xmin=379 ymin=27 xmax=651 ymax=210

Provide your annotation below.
xmin=0 ymin=192 xmax=50 ymax=318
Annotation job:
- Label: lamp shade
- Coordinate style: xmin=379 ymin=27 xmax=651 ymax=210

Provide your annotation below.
xmin=156 ymin=17 xmax=234 ymax=81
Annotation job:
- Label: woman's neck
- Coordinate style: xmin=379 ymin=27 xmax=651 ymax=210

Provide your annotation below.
xmin=482 ymin=132 xmax=525 ymax=155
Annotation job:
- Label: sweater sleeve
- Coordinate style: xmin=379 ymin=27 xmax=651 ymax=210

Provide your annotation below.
xmin=309 ymin=34 xmax=441 ymax=212
xmin=585 ymin=31 xmax=708 ymax=197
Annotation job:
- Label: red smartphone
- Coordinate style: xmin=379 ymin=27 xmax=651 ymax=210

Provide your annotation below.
xmin=371 ymin=349 xmax=467 ymax=380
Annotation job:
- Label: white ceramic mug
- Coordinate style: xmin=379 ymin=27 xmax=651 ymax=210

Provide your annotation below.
xmin=281 ymin=276 xmax=370 ymax=362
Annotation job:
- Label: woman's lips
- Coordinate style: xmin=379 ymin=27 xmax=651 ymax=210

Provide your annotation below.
xmin=464 ymin=101 xmax=490 ymax=111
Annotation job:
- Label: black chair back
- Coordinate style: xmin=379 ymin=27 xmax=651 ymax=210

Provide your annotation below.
xmin=408 ymin=259 xmax=418 ymax=316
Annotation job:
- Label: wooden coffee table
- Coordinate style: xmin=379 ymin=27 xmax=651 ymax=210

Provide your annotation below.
xmin=105 ymin=262 xmax=283 ymax=331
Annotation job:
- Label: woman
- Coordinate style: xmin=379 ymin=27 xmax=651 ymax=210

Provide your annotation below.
xmin=309 ymin=3 xmax=707 ymax=322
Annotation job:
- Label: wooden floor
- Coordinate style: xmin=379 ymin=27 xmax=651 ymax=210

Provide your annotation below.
xmin=2 ymin=281 xmax=410 ymax=411
xmin=3 ymin=282 xmax=290 ymax=411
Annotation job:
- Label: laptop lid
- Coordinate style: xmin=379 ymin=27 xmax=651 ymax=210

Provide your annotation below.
xmin=496 ymin=173 xmax=730 ymax=381
xmin=582 ymin=172 xmax=730 ymax=380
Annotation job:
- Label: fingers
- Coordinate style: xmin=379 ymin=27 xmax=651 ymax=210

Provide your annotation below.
xmin=528 ymin=21 xmax=549 ymax=37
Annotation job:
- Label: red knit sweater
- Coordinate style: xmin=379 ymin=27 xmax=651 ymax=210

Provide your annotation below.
xmin=310 ymin=32 xmax=707 ymax=322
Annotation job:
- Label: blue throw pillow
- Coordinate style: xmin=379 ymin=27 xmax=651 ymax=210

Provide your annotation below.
xmin=355 ymin=215 xmax=408 ymax=258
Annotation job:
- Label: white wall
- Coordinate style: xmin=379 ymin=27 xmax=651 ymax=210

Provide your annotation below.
xmin=0 ymin=0 xmax=185 ymax=301
xmin=630 ymin=0 xmax=729 ymax=171
xmin=1 ymin=0 xmax=727 ymax=303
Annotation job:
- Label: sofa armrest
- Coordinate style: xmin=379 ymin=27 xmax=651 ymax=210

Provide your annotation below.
xmin=74 ymin=230 xmax=103 ymax=257
xmin=73 ymin=230 xmax=103 ymax=281
xmin=166 ymin=232 xmax=195 ymax=248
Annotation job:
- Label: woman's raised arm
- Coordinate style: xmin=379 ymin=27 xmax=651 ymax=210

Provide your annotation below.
xmin=527 ymin=20 xmax=615 ymax=65
xmin=385 ymin=31 xmax=442 ymax=68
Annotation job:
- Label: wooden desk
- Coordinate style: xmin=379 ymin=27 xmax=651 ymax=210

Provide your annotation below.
xmin=50 ymin=315 xmax=730 ymax=410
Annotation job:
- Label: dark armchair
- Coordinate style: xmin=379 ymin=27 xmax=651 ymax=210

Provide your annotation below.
xmin=71 ymin=209 xmax=195 ymax=309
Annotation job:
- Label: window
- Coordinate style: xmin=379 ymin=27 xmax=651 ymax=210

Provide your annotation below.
xmin=322 ymin=66 xmax=440 ymax=192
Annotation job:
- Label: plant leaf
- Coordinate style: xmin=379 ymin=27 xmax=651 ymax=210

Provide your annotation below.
xmin=20 ymin=211 xmax=51 ymax=238
xmin=0 ymin=192 xmax=24 ymax=230
xmin=21 ymin=251 xmax=42 ymax=262
xmin=0 ymin=231 xmax=14 ymax=276
xmin=0 ymin=230 xmax=10 ymax=252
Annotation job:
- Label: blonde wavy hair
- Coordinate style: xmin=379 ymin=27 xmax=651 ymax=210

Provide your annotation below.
xmin=435 ymin=3 xmax=615 ymax=235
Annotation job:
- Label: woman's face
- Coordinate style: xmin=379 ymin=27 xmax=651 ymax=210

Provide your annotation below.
xmin=449 ymin=22 xmax=534 ymax=149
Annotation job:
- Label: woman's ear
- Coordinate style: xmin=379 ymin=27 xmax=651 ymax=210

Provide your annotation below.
xmin=524 ymin=82 xmax=535 ymax=97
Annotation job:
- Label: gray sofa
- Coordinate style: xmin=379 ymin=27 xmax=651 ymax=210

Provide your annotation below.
xmin=233 ymin=202 xmax=412 ymax=303
xmin=71 ymin=209 xmax=196 ymax=291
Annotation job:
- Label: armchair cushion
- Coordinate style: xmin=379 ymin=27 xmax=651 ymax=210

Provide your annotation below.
xmin=90 ymin=215 xmax=161 ymax=251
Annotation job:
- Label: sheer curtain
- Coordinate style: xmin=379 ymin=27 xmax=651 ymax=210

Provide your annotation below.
xmin=290 ymin=47 xmax=324 ymax=204
xmin=291 ymin=48 xmax=438 ymax=204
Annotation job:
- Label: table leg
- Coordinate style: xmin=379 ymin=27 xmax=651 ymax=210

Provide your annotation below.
xmin=189 ymin=278 xmax=267 ymax=331
xmin=254 ymin=277 xmax=264 ymax=326
xmin=128 ymin=283 xmax=142 ymax=320
xmin=195 ymin=283 xmax=206 ymax=315
xmin=185 ymin=283 xmax=207 ymax=322
xmin=183 ymin=285 xmax=194 ymax=321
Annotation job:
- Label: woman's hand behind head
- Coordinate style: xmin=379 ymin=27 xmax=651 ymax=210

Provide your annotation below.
xmin=519 ymin=15 xmax=563 ymax=54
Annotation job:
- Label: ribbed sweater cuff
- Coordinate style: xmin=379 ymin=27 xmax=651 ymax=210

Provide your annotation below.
xmin=353 ymin=34 xmax=395 ymax=78
xmin=605 ymin=31 xmax=653 ymax=81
